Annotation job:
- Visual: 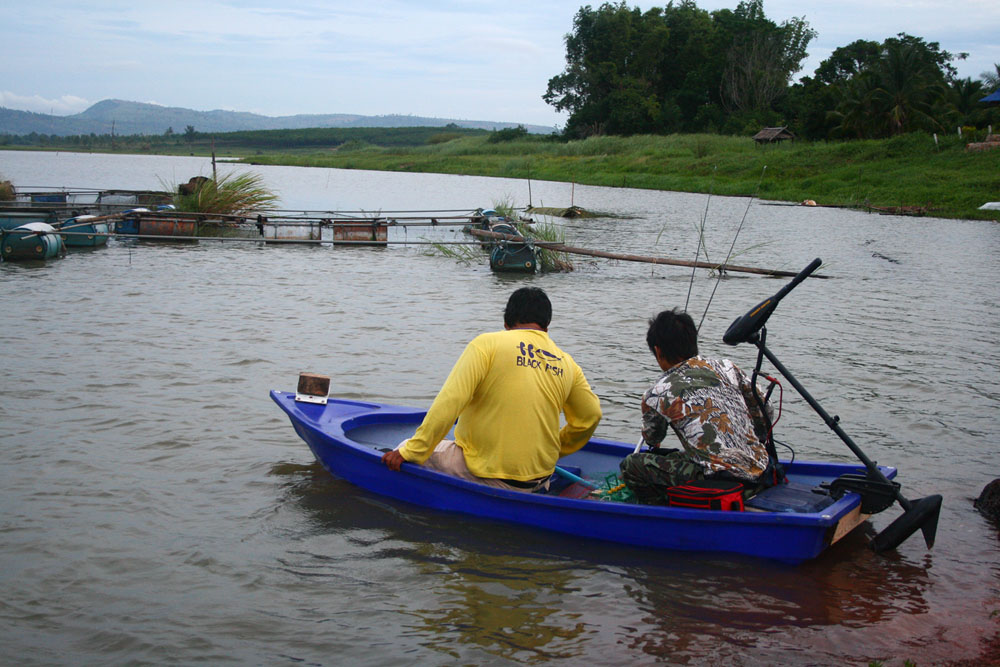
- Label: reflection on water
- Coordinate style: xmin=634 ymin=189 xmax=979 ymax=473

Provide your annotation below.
xmin=274 ymin=461 xmax=956 ymax=664
xmin=415 ymin=555 xmax=588 ymax=662
xmin=2 ymin=151 xmax=999 ymax=664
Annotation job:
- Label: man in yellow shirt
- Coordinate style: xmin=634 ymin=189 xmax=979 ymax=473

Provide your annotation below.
xmin=381 ymin=287 xmax=602 ymax=491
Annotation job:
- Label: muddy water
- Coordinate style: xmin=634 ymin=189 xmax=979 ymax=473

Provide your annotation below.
xmin=1 ymin=150 xmax=998 ymax=664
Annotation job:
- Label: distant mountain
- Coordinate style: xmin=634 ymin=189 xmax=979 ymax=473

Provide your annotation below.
xmin=0 ymin=99 xmax=557 ymax=136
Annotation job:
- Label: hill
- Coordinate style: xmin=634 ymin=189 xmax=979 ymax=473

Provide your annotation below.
xmin=0 ymin=99 xmax=558 ymax=136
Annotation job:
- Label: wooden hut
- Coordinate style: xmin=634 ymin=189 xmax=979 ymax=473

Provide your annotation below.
xmin=753 ymin=127 xmax=795 ymax=145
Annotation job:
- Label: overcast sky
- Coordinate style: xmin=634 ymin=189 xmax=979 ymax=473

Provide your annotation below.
xmin=2 ymin=0 xmax=998 ymax=128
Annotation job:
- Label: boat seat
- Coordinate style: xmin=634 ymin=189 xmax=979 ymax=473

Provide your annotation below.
xmin=745 ymin=481 xmax=836 ymax=513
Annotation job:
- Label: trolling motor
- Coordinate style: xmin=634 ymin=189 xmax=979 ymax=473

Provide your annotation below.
xmin=723 ymin=258 xmax=942 ymax=553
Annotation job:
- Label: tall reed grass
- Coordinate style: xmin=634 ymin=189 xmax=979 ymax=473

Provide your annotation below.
xmin=429 ymin=197 xmax=573 ymax=272
xmin=170 ymin=172 xmax=279 ymax=215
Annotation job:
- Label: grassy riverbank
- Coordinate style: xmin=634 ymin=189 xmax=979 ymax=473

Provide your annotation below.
xmin=7 ymin=130 xmax=997 ymax=220
xmin=242 ymin=132 xmax=999 ymax=221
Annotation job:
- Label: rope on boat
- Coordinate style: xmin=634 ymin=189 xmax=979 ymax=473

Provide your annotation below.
xmin=592 ymin=473 xmax=636 ymax=503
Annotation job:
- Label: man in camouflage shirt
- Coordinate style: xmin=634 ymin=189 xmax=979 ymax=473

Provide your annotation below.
xmin=620 ymin=308 xmax=772 ymax=504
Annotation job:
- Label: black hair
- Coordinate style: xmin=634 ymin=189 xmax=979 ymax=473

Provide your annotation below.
xmin=504 ymin=287 xmax=552 ymax=329
xmin=646 ymin=308 xmax=698 ymax=362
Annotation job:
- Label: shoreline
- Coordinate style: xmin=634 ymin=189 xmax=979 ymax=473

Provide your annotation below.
xmin=3 ymin=138 xmax=999 ymax=222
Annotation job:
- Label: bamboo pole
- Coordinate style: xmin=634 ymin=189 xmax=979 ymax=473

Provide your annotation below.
xmin=466 ymin=228 xmax=827 ymax=279
xmin=6 ymin=212 xmax=126 ymax=238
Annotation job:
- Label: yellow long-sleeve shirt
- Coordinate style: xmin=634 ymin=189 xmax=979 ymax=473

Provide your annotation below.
xmin=398 ymin=329 xmax=602 ymax=481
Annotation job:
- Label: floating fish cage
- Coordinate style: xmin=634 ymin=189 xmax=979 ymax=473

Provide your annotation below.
xmin=7 ymin=188 xmax=172 ymax=210
xmin=3 ymin=198 xmax=516 ymax=255
xmin=115 ymin=210 xmax=198 ymax=240
xmin=331 ymin=220 xmax=388 ymax=245
xmin=261 ymin=219 xmax=323 ymax=243
xmin=260 ymin=217 xmax=388 ymax=246
xmin=0 ymin=208 xmax=61 ymax=230
xmin=96 ymin=191 xmax=172 ymax=208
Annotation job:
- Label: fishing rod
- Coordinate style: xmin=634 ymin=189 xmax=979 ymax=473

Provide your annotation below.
xmin=723 ymin=257 xmax=942 ymax=553
xmin=684 ymin=166 xmax=717 ymax=313
xmin=697 ymin=165 xmax=767 ymax=331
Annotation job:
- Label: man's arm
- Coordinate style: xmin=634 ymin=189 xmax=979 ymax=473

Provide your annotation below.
xmin=637 ymin=378 xmax=674 ymax=447
xmin=381 ymin=449 xmax=406 ymax=471
xmin=389 ymin=338 xmax=489 ymax=467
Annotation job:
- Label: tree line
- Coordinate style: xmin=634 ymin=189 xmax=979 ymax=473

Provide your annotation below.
xmin=0 ymin=124 xmax=489 ymax=151
xmin=543 ymin=0 xmax=1000 ymax=139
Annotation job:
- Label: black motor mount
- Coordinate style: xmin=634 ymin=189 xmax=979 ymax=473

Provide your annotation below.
xmin=823 ymin=473 xmax=901 ymax=514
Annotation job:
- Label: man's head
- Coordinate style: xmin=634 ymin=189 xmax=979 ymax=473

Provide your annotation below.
xmin=646 ymin=308 xmax=698 ymax=366
xmin=504 ymin=287 xmax=552 ymax=330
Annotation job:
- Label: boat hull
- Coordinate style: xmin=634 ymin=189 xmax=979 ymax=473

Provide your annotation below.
xmin=270 ymin=392 xmax=894 ymax=562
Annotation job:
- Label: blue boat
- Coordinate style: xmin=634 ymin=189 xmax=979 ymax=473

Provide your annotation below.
xmin=271 ymin=259 xmax=942 ymax=562
xmin=270 ymin=391 xmax=901 ymax=562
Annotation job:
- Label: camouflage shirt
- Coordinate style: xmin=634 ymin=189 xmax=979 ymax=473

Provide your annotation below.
xmin=641 ymin=356 xmax=771 ymax=481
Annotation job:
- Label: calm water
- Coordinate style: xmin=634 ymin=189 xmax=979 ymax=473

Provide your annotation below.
xmin=2 ymin=150 xmax=999 ymax=664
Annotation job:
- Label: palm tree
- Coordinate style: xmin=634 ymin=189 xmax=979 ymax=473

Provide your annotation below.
xmin=951 ymin=78 xmax=989 ymax=118
xmin=867 ymin=43 xmax=944 ymax=135
xmin=981 ymin=63 xmax=1000 ymax=93
xmin=829 ymin=74 xmax=879 ymax=138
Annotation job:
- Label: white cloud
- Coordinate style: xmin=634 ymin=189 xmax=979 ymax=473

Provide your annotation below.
xmin=0 ymin=91 xmax=91 ymax=115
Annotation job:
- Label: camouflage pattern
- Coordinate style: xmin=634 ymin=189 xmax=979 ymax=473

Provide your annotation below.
xmin=619 ymin=449 xmax=705 ymax=504
xmin=639 ymin=356 xmax=771 ymax=483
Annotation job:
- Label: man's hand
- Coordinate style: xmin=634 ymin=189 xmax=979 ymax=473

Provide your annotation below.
xmin=381 ymin=449 xmax=406 ymax=471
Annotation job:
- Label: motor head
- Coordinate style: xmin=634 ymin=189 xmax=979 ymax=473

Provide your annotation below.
xmin=723 ymin=258 xmax=822 ymax=346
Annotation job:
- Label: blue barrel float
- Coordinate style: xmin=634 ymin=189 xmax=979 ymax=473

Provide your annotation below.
xmin=1 ymin=222 xmax=65 ymax=261
xmin=58 ymin=215 xmax=110 ymax=247
xmin=488 ymin=222 xmax=537 ymax=273
xmin=116 ymin=206 xmax=194 ymax=240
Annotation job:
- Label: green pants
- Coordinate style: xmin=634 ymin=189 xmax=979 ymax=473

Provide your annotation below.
xmin=619 ymin=450 xmax=705 ymax=505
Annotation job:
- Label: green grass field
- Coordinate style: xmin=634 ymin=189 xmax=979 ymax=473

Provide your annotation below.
xmin=8 ymin=128 xmax=998 ymax=220
xmin=243 ymin=132 xmax=1000 ymax=221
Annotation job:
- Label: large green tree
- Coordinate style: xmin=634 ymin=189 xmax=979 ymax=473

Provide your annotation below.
xmin=655 ymin=0 xmax=720 ymax=131
xmin=543 ymin=2 xmax=669 ymax=136
xmin=544 ymin=0 xmax=814 ymax=137
xmin=786 ymin=40 xmax=881 ymax=139
xmin=715 ymin=0 xmax=815 ymax=122
xmin=825 ymin=35 xmax=957 ymax=138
